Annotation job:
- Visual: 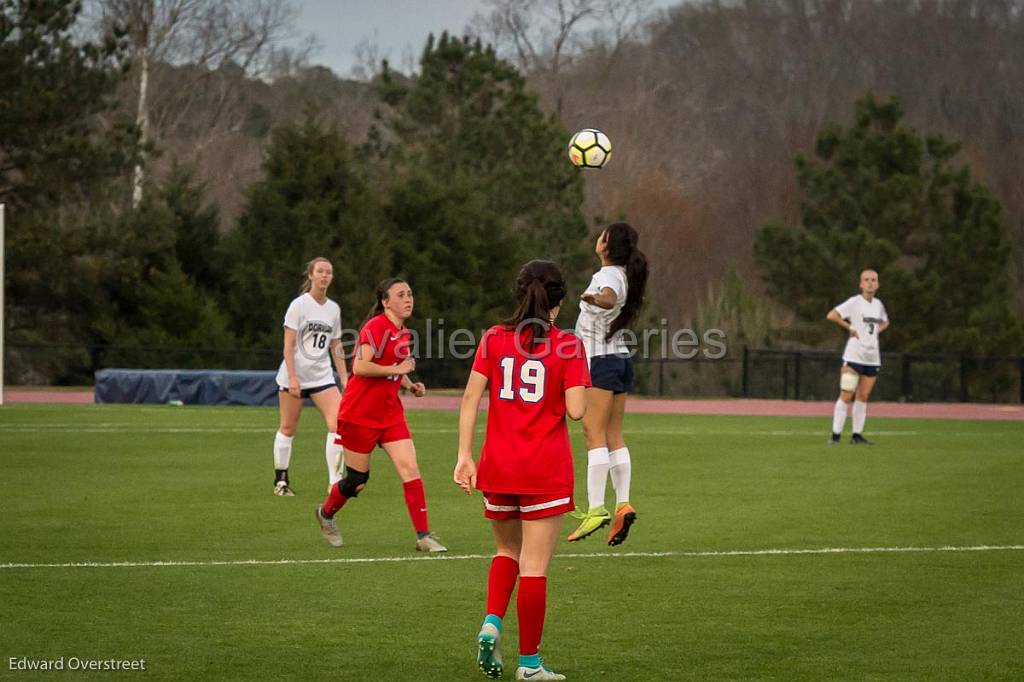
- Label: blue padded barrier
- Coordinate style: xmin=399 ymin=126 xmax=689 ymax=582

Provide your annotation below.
xmin=94 ymin=369 xmax=284 ymax=406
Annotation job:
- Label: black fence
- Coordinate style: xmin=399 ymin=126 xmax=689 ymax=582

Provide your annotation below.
xmin=6 ymin=343 xmax=1024 ymax=404
xmin=632 ymin=349 xmax=1024 ymax=404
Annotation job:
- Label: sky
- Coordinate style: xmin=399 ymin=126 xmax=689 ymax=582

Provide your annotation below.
xmin=294 ymin=0 xmax=500 ymax=77
xmin=293 ymin=0 xmax=679 ymax=78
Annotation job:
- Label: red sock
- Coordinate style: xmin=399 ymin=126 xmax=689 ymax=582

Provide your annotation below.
xmin=516 ymin=575 xmax=547 ymax=656
xmin=486 ymin=555 xmax=520 ymax=618
xmin=402 ymin=478 xmax=429 ymax=534
xmin=322 ymin=481 xmax=349 ymax=517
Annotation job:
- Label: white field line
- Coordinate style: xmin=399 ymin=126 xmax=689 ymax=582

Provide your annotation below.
xmin=0 ymin=424 xmax=926 ymax=436
xmin=2 ymin=544 xmax=1022 ymax=570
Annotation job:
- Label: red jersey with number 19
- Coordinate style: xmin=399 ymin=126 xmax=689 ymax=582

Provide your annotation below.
xmin=337 ymin=313 xmax=411 ymax=428
xmin=471 ymin=325 xmax=591 ymax=495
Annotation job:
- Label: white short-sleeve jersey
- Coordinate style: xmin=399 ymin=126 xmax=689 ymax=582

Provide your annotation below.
xmin=575 ymin=265 xmax=629 ymax=360
xmin=275 ymin=293 xmax=343 ymax=389
xmin=834 ymin=294 xmax=888 ymax=366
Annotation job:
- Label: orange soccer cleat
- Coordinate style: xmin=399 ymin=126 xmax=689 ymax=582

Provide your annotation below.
xmin=606 ymin=503 xmax=637 ymax=546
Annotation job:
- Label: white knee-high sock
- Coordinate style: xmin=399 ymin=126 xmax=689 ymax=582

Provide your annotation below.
xmin=832 ymin=399 xmax=850 ymax=435
xmin=274 ymin=431 xmax=294 ymax=470
xmin=586 ymin=447 xmax=610 ymax=510
xmin=852 ymin=400 xmax=867 ymax=434
xmin=326 ymin=432 xmax=344 ymax=485
xmin=608 ymin=447 xmax=631 ymax=505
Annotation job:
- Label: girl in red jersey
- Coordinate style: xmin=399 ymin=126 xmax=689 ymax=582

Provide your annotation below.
xmin=455 ymin=260 xmax=590 ymax=681
xmin=315 ymin=278 xmax=447 ymax=553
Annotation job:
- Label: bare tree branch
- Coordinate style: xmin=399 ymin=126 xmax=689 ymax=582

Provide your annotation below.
xmin=86 ymin=0 xmax=306 ymax=204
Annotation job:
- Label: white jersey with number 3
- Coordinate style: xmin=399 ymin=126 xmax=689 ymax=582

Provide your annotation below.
xmin=834 ymin=295 xmax=888 ymax=367
xmin=275 ymin=293 xmax=342 ymax=389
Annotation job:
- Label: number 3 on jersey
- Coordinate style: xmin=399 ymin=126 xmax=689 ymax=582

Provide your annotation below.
xmin=498 ymin=357 xmax=546 ymax=403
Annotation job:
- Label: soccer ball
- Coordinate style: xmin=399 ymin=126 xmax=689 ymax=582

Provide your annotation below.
xmin=568 ymin=128 xmax=612 ymax=169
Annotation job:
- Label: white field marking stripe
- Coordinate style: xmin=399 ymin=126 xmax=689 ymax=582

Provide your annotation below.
xmin=2 ymin=545 xmax=1022 ymax=570
xmin=0 ymin=425 xmax=479 ymax=433
xmin=0 ymin=426 xmax=925 ymax=437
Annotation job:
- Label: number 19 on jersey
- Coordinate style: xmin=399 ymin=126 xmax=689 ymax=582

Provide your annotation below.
xmin=498 ymin=357 xmax=546 ymax=403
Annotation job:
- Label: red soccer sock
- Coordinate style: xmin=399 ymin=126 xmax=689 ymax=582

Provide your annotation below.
xmin=402 ymin=478 xmax=430 ymax=534
xmin=486 ymin=555 xmax=520 ymax=618
xmin=516 ymin=575 xmax=547 ymax=656
xmin=322 ymin=481 xmax=349 ymax=518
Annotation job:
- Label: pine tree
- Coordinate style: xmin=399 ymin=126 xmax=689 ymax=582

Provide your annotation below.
xmin=0 ymin=0 xmax=136 ymax=207
xmin=754 ymin=93 xmax=1022 ymax=356
xmin=2 ymin=0 xmax=138 ymax=382
xmin=226 ymin=115 xmax=389 ymax=350
xmin=81 ymin=172 xmax=236 ymax=371
xmin=372 ymin=33 xmax=591 ymax=330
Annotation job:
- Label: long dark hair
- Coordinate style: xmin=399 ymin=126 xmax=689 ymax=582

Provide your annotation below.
xmin=604 ymin=222 xmax=648 ymax=339
xmin=362 ymin=277 xmax=405 ymax=328
xmin=502 ymin=260 xmax=567 ymax=345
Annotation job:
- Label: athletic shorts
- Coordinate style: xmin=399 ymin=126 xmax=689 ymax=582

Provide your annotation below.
xmin=590 ymin=353 xmax=634 ymax=394
xmin=482 ymin=492 xmax=575 ymax=521
xmin=844 ymin=361 xmax=881 ymax=377
xmin=278 ymin=383 xmax=338 ymax=399
xmin=335 ymin=420 xmax=411 ymax=453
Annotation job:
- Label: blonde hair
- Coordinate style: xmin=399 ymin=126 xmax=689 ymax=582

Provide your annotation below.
xmin=300 ymin=257 xmax=332 ymax=293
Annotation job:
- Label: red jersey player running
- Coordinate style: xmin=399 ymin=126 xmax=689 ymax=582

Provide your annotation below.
xmin=455 ymin=260 xmax=590 ymax=681
xmin=315 ymin=278 xmax=447 ymax=552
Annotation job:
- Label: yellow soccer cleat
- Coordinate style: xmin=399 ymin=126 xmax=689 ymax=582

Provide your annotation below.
xmin=566 ymin=507 xmax=611 ymax=542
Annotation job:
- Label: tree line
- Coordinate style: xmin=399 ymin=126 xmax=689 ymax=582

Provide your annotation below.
xmin=3 ymin=3 xmax=588 ymax=383
xmin=2 ymin=0 xmax=1021 ymax=389
xmin=541 ymin=0 xmax=1024 ymax=332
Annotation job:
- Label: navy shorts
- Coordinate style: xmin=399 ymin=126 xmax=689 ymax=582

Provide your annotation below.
xmin=844 ymin=361 xmax=880 ymax=377
xmin=278 ymin=383 xmax=338 ymax=399
xmin=590 ymin=353 xmax=634 ymax=394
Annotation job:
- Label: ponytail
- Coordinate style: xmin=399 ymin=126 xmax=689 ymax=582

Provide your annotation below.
xmin=362 ymin=277 xmax=405 ymax=328
xmin=502 ymin=260 xmax=567 ymax=346
xmin=604 ymin=222 xmax=649 ymax=339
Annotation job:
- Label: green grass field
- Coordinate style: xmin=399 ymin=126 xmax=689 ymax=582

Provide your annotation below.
xmin=1 ymin=404 xmax=1022 ymax=680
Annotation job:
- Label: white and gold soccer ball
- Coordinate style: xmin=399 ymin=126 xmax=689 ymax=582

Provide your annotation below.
xmin=568 ymin=128 xmax=612 ymax=169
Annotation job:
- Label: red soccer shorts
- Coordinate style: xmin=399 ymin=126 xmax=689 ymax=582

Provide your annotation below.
xmin=482 ymin=492 xmax=575 ymax=521
xmin=335 ymin=420 xmax=411 ymax=453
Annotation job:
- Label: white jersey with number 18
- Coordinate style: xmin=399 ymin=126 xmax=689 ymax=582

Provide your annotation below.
xmin=834 ymin=294 xmax=888 ymax=367
xmin=275 ymin=293 xmax=342 ymax=389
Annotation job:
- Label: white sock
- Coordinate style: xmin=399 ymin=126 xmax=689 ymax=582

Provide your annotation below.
xmin=608 ymin=447 xmax=631 ymax=505
xmin=326 ymin=433 xmax=344 ymax=485
xmin=586 ymin=447 xmax=610 ymax=510
xmin=273 ymin=431 xmax=293 ymax=470
xmin=832 ymin=399 xmax=850 ymax=435
xmin=852 ymin=400 xmax=867 ymax=434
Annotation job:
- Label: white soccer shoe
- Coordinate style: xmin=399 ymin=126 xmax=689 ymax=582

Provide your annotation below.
xmin=273 ymin=481 xmax=294 ymax=496
xmin=315 ymin=506 xmax=343 ymax=547
xmin=415 ymin=533 xmax=448 ymax=552
xmin=515 ymin=663 xmax=566 ymax=680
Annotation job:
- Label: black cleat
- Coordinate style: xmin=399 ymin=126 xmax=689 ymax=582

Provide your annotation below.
xmin=827 ymin=433 xmax=841 ymax=445
xmin=850 ymin=433 xmax=873 ymax=445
